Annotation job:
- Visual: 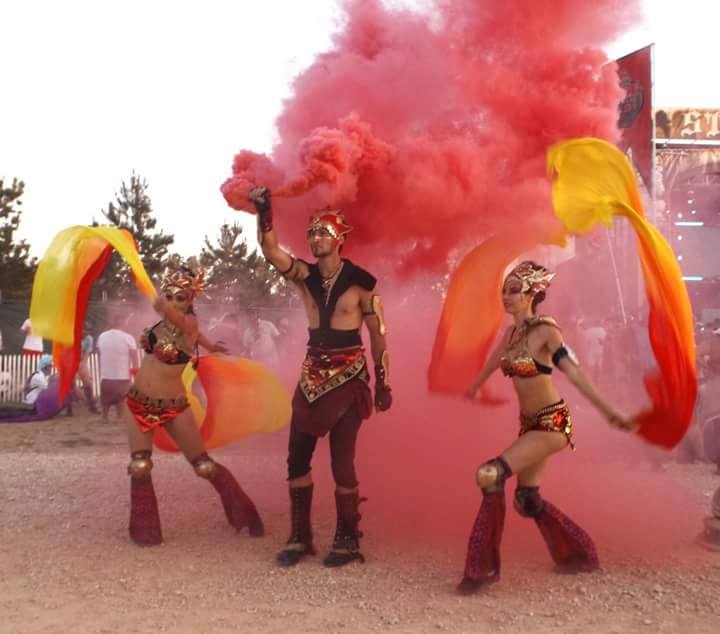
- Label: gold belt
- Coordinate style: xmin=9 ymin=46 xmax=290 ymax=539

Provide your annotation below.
xmin=127 ymin=386 xmax=188 ymax=411
xmin=299 ymin=347 xmax=369 ymax=403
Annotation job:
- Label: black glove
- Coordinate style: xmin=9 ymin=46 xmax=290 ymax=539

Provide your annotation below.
xmin=248 ymin=186 xmax=273 ymax=232
xmin=374 ymin=365 xmax=393 ymax=412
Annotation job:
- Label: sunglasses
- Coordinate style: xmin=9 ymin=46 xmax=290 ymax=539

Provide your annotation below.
xmin=165 ymin=293 xmax=190 ymax=303
xmin=307 ymin=227 xmax=335 ymax=240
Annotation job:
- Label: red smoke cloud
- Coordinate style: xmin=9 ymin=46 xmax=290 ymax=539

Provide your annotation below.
xmin=216 ymin=0 xmax=704 ymax=571
xmin=221 ymin=0 xmax=641 ymax=273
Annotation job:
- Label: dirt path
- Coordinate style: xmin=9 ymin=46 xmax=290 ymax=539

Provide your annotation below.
xmin=1 ymin=414 xmax=719 ymax=634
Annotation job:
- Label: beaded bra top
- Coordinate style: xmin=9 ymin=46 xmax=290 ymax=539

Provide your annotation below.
xmin=142 ymin=321 xmax=196 ymax=366
xmin=500 ymin=316 xmax=559 ymax=379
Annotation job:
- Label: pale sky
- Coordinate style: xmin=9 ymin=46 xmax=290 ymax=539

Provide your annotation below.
xmin=1 ymin=0 xmax=718 ymax=260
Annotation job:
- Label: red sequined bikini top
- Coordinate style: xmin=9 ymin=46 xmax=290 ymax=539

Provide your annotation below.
xmin=142 ymin=321 xmax=197 ymax=366
xmin=500 ymin=316 xmax=560 ymax=379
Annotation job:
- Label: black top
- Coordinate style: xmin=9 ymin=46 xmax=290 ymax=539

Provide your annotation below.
xmin=303 ymin=259 xmax=376 ymax=349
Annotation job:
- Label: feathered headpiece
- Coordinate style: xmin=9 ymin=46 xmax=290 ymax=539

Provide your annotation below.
xmin=161 ymin=266 xmax=207 ymax=299
xmin=505 ymin=261 xmax=554 ymax=294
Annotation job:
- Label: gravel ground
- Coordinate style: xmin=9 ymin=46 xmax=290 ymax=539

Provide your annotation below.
xmin=1 ymin=413 xmax=719 ymax=634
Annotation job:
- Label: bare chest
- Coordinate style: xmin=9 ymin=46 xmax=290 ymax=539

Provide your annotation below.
xmin=300 ymin=285 xmax=363 ymax=328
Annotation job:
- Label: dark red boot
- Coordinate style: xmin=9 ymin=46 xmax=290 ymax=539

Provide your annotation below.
xmin=322 ymin=491 xmax=366 ymax=567
xmin=457 ymin=491 xmax=505 ymax=594
xmin=277 ymin=485 xmax=316 ymax=566
xmin=129 ymin=476 xmax=162 ymax=546
xmin=535 ymin=501 xmax=599 ymax=573
xmin=208 ymin=461 xmax=265 ymax=537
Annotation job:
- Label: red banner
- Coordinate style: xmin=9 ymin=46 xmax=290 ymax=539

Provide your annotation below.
xmin=616 ymin=45 xmax=653 ymax=193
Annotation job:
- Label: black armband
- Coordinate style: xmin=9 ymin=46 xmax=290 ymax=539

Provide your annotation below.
xmin=552 ymin=344 xmax=579 ymax=367
xmin=278 ymin=257 xmax=295 ymax=277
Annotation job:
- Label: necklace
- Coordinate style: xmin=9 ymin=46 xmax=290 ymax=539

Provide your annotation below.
xmin=320 ymin=261 xmax=344 ymax=291
xmin=508 ymin=318 xmax=532 ymax=348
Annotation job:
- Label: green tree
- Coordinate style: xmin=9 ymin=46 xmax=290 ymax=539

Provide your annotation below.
xmin=199 ymin=222 xmax=288 ymax=306
xmin=0 ymin=178 xmax=37 ymax=301
xmin=93 ymin=173 xmax=174 ymax=299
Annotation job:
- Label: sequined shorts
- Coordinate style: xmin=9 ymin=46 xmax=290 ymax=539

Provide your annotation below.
xmin=126 ymin=386 xmax=189 ymax=433
xmin=519 ymin=399 xmax=574 ymax=449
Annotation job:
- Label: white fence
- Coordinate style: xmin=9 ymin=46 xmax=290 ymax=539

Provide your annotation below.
xmin=0 ymin=353 xmax=102 ymax=402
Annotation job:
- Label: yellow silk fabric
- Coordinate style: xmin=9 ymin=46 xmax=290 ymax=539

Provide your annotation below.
xmin=30 ymin=226 xmax=155 ymax=344
xmin=547 ymin=138 xmax=696 ymax=448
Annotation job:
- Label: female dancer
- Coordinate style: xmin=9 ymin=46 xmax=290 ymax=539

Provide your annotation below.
xmin=125 ymin=266 xmax=264 ymax=545
xmin=459 ymin=260 xmax=634 ymax=594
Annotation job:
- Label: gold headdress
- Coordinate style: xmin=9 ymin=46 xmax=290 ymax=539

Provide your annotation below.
xmin=161 ymin=266 xmax=207 ymax=299
xmin=307 ymin=209 xmax=353 ymax=240
xmin=505 ymin=261 xmax=554 ymax=294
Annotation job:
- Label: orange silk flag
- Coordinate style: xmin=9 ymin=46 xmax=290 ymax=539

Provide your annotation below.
xmin=428 ymin=225 xmax=566 ymax=398
xmin=547 ymin=138 xmax=696 ymax=448
xmin=30 ymin=226 xmax=155 ymax=400
xmin=153 ymin=356 xmax=291 ymax=451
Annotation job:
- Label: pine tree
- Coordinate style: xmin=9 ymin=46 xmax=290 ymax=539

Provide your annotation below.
xmin=199 ymin=222 xmax=287 ymax=306
xmin=93 ymin=173 xmax=174 ymax=299
xmin=0 ymin=178 xmax=37 ymax=301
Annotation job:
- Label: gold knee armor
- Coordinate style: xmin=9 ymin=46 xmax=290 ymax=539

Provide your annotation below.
xmin=193 ymin=459 xmax=217 ymax=479
xmin=128 ymin=452 xmax=153 ymax=478
xmin=475 ymin=458 xmax=508 ymax=493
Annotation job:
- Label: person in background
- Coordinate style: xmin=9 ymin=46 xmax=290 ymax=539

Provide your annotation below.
xmin=581 ymin=319 xmax=606 ymax=384
xmin=242 ymin=309 xmax=280 ymax=365
xmin=209 ymin=312 xmax=244 ymax=356
xmin=0 ymin=354 xmax=62 ymax=419
xmin=20 ymin=318 xmax=43 ymax=358
xmin=24 ymin=354 xmax=53 ymax=406
xmin=701 ymin=487 xmax=720 ymax=551
xmin=97 ymin=320 xmax=139 ymax=423
xmin=77 ymin=329 xmax=100 ymax=414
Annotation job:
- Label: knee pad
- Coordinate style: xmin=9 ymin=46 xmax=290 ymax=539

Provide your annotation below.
xmin=191 ymin=452 xmax=217 ymax=479
xmin=514 ymin=486 xmax=545 ymax=517
xmin=128 ymin=450 xmax=153 ymax=478
xmin=476 ymin=456 xmax=512 ymax=493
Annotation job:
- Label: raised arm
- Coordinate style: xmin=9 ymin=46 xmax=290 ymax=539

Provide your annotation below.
xmin=152 ymin=297 xmax=199 ymax=339
xmin=544 ymin=326 xmax=635 ymax=431
xmin=248 ymin=186 xmax=309 ymax=282
xmin=361 ymin=290 xmax=392 ymax=413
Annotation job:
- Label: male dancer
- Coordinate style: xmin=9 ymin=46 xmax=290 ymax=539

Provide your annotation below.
xmin=249 ymin=187 xmax=392 ymax=567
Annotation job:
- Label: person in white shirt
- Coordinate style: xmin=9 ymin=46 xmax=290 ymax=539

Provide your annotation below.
xmin=582 ymin=322 xmax=606 ymax=383
xmin=97 ymin=325 xmax=139 ymax=423
xmin=21 ymin=318 xmax=44 ymax=358
xmin=24 ymin=354 xmax=53 ymax=405
xmin=242 ymin=311 xmax=280 ymax=365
